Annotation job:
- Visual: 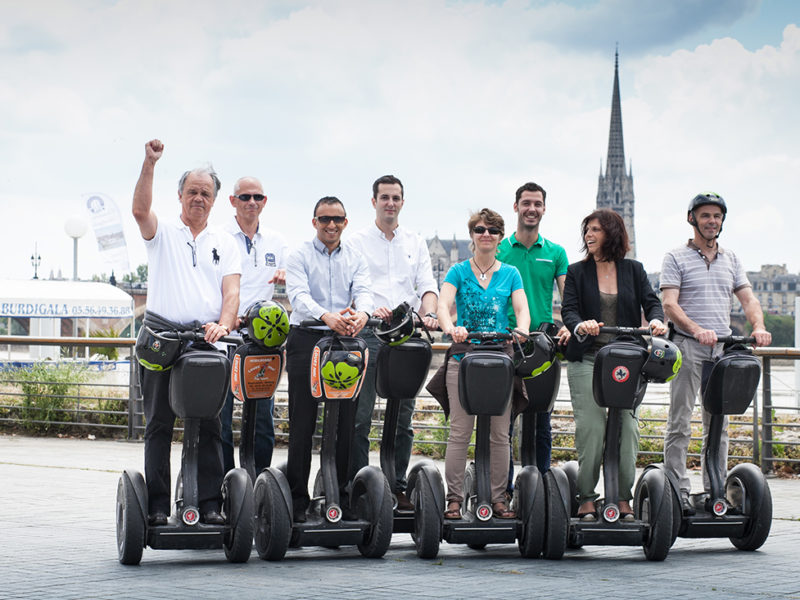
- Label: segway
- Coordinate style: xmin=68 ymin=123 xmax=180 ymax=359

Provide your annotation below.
xmin=252 ymin=319 xmax=394 ymax=561
xmin=116 ymin=329 xmax=254 ymax=565
xmin=640 ymin=335 xmax=771 ymax=551
xmin=561 ymin=327 xmax=679 ymax=561
xmin=231 ymin=300 xmax=290 ymax=484
xmin=512 ymin=325 xmax=571 ymax=559
xmin=411 ymin=330 xmax=556 ymax=559
xmin=370 ymin=303 xmax=438 ymax=534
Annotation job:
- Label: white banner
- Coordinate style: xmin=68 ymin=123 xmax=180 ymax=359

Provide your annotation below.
xmin=84 ymin=193 xmax=130 ymax=274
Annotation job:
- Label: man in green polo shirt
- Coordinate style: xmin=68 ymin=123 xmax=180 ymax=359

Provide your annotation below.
xmin=497 ymin=181 xmax=569 ymax=478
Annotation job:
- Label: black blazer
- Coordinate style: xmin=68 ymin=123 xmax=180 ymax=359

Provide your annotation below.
xmin=561 ymin=258 xmax=664 ymax=362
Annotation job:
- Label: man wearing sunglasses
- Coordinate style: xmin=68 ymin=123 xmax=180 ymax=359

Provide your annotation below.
xmin=348 ymin=175 xmax=439 ymax=511
xmin=132 ymin=139 xmax=240 ymax=527
xmin=284 ymin=197 xmax=373 ymax=522
xmin=496 ymin=182 xmax=569 ymax=491
xmin=220 ymin=177 xmax=288 ymax=477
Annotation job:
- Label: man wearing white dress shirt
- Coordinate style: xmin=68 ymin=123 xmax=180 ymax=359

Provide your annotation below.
xmin=285 ymin=196 xmax=373 ymax=522
xmin=349 ymin=175 xmax=438 ymax=510
xmin=221 ymin=176 xmax=288 ymax=475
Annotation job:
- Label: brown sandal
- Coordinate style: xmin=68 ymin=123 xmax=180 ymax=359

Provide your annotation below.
xmin=444 ymin=501 xmax=462 ymax=519
xmin=493 ymin=501 xmax=516 ymax=519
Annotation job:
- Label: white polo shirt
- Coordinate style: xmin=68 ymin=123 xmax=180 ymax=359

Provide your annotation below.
xmin=145 ymin=218 xmax=240 ymax=324
xmin=349 ymin=223 xmax=438 ymax=312
xmin=224 ymin=216 xmax=288 ymax=310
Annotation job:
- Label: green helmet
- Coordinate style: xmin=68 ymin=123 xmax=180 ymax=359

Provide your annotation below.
xmin=245 ymin=300 xmax=289 ymax=348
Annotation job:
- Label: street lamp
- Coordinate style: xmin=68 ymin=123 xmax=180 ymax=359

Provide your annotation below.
xmin=64 ymin=216 xmax=88 ymax=281
xmin=31 ymin=243 xmax=41 ymax=279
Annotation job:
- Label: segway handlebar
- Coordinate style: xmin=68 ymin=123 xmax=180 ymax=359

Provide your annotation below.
xmin=157 ymin=329 xmax=241 ymax=345
xmin=465 ymin=331 xmax=514 ymax=343
xmin=598 ymin=326 xmax=652 ymax=337
xmin=299 ymin=317 xmax=383 ymax=330
xmin=717 ymin=335 xmax=757 ymax=345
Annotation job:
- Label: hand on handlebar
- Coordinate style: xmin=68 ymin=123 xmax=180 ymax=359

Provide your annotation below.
xmin=446 ymin=325 xmax=468 ymax=344
xmin=752 ymin=328 xmax=772 ymax=347
xmin=576 ymin=320 xmax=603 ymax=337
xmin=648 ymin=319 xmax=668 ymax=337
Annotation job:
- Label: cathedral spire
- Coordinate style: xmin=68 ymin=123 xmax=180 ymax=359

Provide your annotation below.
xmin=605 ymin=46 xmax=626 ymax=178
xmin=596 ymin=47 xmax=636 ymax=258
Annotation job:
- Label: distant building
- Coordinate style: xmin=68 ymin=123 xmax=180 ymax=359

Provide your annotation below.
xmin=596 ymin=49 xmax=636 ymax=259
xmin=748 ymin=264 xmax=800 ymax=316
xmin=427 ymin=235 xmax=471 ymax=289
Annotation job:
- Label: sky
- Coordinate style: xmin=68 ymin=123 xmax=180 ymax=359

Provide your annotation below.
xmin=1 ymin=0 xmax=798 ymax=283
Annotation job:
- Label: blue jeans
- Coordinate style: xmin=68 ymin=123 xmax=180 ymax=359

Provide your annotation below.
xmin=350 ymin=329 xmax=414 ymax=493
xmin=220 ymin=388 xmax=275 ymax=475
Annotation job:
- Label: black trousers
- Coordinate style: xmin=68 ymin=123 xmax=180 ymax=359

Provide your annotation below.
xmin=286 ymin=327 xmax=357 ymax=512
xmin=140 ymin=365 xmax=224 ymax=515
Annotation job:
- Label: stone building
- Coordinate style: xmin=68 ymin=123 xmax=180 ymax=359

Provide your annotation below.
xmin=596 ymin=50 xmax=636 ymax=258
xmin=747 ymin=264 xmax=800 ymax=316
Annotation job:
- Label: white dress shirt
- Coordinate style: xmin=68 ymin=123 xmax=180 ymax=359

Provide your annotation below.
xmin=349 ymin=222 xmax=438 ymax=312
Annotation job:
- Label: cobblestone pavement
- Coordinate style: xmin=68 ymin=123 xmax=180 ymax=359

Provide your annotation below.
xmin=1 ymin=435 xmax=798 ymax=600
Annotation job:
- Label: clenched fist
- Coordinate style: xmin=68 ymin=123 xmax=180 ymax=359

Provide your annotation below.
xmin=145 ymin=139 xmax=164 ymax=163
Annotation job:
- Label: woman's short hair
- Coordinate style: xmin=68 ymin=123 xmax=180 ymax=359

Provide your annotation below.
xmin=467 ymin=208 xmax=504 ymax=253
xmin=580 ymin=208 xmax=630 ymax=262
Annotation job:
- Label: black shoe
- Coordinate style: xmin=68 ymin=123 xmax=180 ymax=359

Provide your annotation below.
xmin=202 ymin=510 xmax=225 ymax=525
xmin=147 ymin=511 xmax=168 ymax=526
xmin=680 ymin=491 xmax=696 ymax=516
xmin=395 ymin=491 xmax=414 ymax=512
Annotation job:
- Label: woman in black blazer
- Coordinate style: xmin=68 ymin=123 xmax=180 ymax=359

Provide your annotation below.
xmin=561 ymin=209 xmax=667 ymax=521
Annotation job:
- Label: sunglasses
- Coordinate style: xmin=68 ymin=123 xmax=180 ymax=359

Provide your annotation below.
xmin=473 ymin=226 xmax=502 ymax=236
xmin=235 ymin=194 xmax=266 ymax=202
xmin=315 ymin=215 xmax=346 ymax=224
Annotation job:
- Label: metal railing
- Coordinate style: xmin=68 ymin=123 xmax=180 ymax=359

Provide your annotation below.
xmin=1 ymin=335 xmax=798 ymax=474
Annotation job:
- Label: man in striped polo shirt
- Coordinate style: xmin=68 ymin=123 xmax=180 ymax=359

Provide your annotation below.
xmin=660 ymin=192 xmax=771 ymax=515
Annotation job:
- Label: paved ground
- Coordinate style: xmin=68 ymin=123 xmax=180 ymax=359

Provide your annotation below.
xmin=1 ymin=434 xmax=799 ymax=600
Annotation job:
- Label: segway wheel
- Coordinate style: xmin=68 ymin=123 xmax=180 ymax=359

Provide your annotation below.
xmin=116 ymin=475 xmax=145 ymax=566
xmin=412 ymin=471 xmax=441 ymax=559
xmin=254 ymin=472 xmax=291 ymax=561
xmin=561 ymin=460 xmax=582 ymax=549
xmin=637 ymin=470 xmax=673 ymax=561
xmin=517 ymin=472 xmax=545 ymax=558
xmin=356 ymin=472 xmax=393 ymax=558
xmin=542 ymin=469 xmax=568 ymax=560
xmin=222 ymin=469 xmax=254 ymax=563
xmin=463 ymin=462 xmax=477 ymax=513
xmin=726 ymin=463 xmax=773 ymax=551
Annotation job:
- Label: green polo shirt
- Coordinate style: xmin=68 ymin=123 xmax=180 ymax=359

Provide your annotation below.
xmin=497 ymin=232 xmax=568 ymax=328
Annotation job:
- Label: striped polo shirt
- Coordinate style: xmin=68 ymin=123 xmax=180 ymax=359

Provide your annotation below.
xmin=660 ymin=241 xmax=750 ymax=336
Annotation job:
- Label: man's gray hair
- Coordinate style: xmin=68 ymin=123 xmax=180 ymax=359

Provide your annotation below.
xmin=178 ymin=165 xmax=222 ymax=199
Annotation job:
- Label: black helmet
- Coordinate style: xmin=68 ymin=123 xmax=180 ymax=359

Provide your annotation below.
xmin=642 ymin=337 xmax=682 ymax=383
xmin=244 ymin=300 xmax=289 ymax=349
xmin=688 ymin=192 xmax=727 ymax=235
xmin=513 ymin=332 xmax=556 ymax=379
xmin=135 ymin=326 xmax=184 ymax=371
xmin=375 ymin=302 xmax=415 ymax=346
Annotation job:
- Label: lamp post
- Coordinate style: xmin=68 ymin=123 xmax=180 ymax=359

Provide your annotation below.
xmin=31 ymin=243 xmax=41 ymax=279
xmin=64 ymin=217 xmax=88 ymax=281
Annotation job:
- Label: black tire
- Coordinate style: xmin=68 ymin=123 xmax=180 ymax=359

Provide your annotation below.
xmin=542 ymin=471 xmax=567 ymax=560
xmin=636 ymin=472 xmax=673 ymax=562
xmin=413 ymin=473 xmax=441 ymax=559
xmin=222 ymin=471 xmax=254 ymax=563
xmin=253 ymin=473 xmax=292 ymax=561
xmin=116 ymin=475 xmax=145 ymax=566
xmin=356 ymin=475 xmax=394 ymax=558
xmin=562 ymin=461 xmax=582 ymax=549
xmin=727 ymin=464 xmax=772 ymax=551
xmin=518 ymin=475 xmax=545 ymax=558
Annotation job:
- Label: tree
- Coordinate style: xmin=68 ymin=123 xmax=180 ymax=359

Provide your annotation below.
xmin=122 ymin=264 xmax=148 ymax=285
xmin=746 ymin=313 xmax=794 ymax=347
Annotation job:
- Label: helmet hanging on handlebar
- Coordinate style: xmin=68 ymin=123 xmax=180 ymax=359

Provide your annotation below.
xmin=513 ymin=331 xmax=556 ymax=379
xmin=641 ymin=337 xmax=682 ymax=383
xmin=374 ymin=301 xmax=415 ymax=346
xmin=244 ymin=300 xmax=290 ymax=349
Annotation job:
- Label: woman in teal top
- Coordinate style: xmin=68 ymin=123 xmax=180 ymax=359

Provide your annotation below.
xmin=437 ymin=208 xmax=530 ymax=520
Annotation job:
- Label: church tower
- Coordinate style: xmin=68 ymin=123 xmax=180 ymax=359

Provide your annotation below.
xmin=596 ymin=49 xmax=636 ymax=258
